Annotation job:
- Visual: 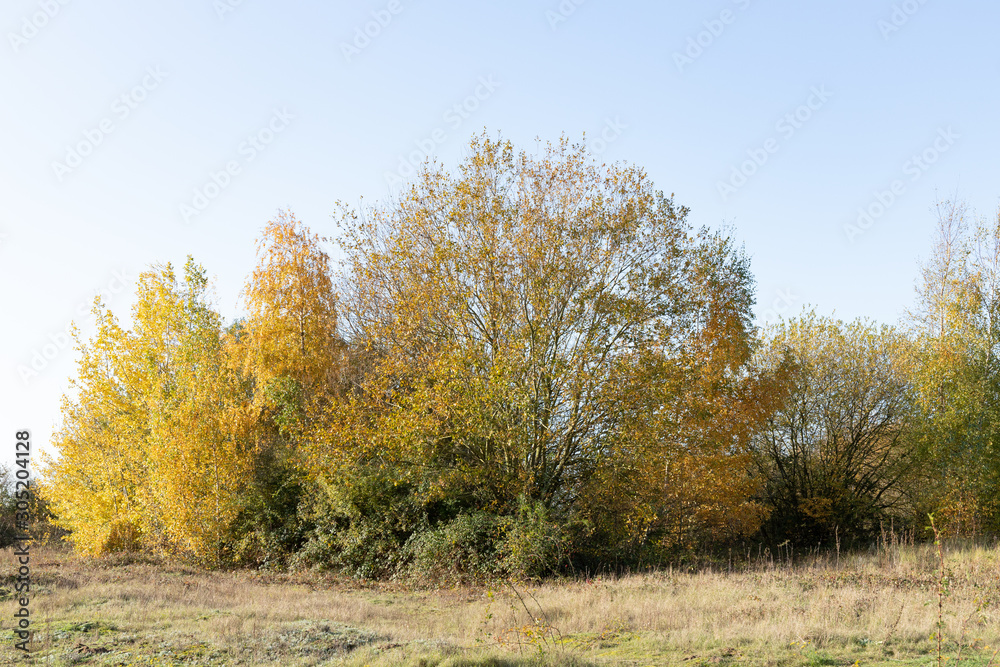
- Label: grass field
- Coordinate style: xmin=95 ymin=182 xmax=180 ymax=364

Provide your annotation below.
xmin=4 ymin=540 xmax=1000 ymax=665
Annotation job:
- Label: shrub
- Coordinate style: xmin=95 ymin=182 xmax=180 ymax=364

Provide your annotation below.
xmin=407 ymin=511 xmax=506 ymax=583
xmin=293 ymin=470 xmax=424 ymax=579
xmin=499 ymin=498 xmax=570 ymax=580
xmin=0 ymin=465 xmax=17 ymax=548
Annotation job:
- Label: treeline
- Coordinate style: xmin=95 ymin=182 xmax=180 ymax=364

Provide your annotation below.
xmin=40 ymin=134 xmax=1000 ymax=579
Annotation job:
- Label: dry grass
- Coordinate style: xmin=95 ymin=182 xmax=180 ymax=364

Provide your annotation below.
xmin=4 ymin=540 xmax=1000 ymax=665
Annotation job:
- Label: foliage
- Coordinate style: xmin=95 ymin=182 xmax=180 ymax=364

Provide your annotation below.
xmin=408 ymin=499 xmax=572 ymax=583
xmin=228 ymin=210 xmax=345 ymax=566
xmin=909 ymin=200 xmax=1000 ymax=536
xmin=408 ymin=511 xmax=507 ymax=582
xmin=40 ymin=136 xmax=1000 ymax=578
xmin=751 ymin=312 xmax=919 ymax=545
xmin=323 ymin=133 xmax=771 ymax=570
xmin=499 ymin=498 xmax=572 ymax=579
xmin=293 ymin=469 xmax=425 ymax=579
xmin=42 ymin=259 xmax=256 ymax=565
xmin=239 ymin=209 xmax=342 ymax=417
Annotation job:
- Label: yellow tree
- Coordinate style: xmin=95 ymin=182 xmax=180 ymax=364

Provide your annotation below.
xmin=230 ymin=212 xmax=343 ymax=564
xmin=909 ymin=200 xmax=1000 ymax=535
xmin=241 ymin=211 xmax=340 ymax=393
xmin=41 ymin=303 xmax=148 ymax=555
xmin=240 ymin=211 xmax=341 ymax=441
xmin=43 ymin=259 xmax=254 ymax=564
xmin=136 ymin=260 xmax=253 ymax=563
xmin=325 ymin=133 xmax=771 ymax=565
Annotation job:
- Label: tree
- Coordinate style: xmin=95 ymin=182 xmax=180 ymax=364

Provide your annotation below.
xmin=240 ymin=210 xmax=341 ymax=406
xmin=909 ymin=199 xmax=1000 ymax=535
xmin=41 ymin=301 xmax=148 ymax=556
xmin=43 ymin=259 xmax=255 ymax=564
xmin=318 ymin=133 xmax=772 ymax=568
xmin=750 ymin=312 xmax=918 ymax=545
xmin=138 ymin=260 xmax=254 ymax=563
xmin=230 ymin=211 xmax=343 ymax=566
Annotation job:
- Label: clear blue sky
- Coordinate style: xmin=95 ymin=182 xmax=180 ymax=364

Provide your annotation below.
xmin=2 ymin=0 xmax=998 ymax=464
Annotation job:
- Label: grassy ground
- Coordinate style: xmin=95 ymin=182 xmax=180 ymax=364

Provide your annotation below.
xmin=4 ymin=540 xmax=1000 ymax=665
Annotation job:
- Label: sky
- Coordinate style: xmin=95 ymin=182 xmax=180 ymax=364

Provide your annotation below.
xmin=1 ymin=0 xmax=998 ymax=467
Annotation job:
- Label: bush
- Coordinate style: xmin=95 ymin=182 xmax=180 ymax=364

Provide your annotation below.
xmin=407 ymin=499 xmax=572 ymax=583
xmin=0 ymin=465 xmax=17 ymax=548
xmin=293 ymin=470 xmax=425 ymax=579
xmin=499 ymin=498 xmax=570 ymax=579
xmin=229 ymin=452 xmax=311 ymax=570
xmin=290 ymin=468 xmax=574 ymax=583
xmin=407 ymin=511 xmax=506 ymax=583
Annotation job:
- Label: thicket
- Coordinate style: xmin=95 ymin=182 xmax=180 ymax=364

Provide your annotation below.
xmin=0 ymin=466 xmax=18 ymax=549
xmin=39 ymin=134 xmax=1000 ymax=579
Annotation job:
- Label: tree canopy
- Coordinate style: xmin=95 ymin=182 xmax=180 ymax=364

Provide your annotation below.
xmin=39 ymin=134 xmax=1000 ymax=576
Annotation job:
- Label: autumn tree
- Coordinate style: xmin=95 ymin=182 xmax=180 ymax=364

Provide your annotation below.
xmin=41 ymin=300 xmax=148 ymax=556
xmin=750 ymin=312 xmax=919 ymax=545
xmin=240 ymin=210 xmax=341 ymax=414
xmin=311 ymin=133 xmax=773 ymax=572
xmin=43 ymin=259 xmax=255 ymax=564
xmin=229 ymin=211 xmax=343 ymax=565
xmin=909 ymin=199 xmax=1000 ymax=535
xmin=576 ymin=230 xmax=786 ymax=557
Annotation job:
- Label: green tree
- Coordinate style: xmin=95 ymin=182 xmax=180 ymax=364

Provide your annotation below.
xmin=909 ymin=200 xmax=1000 ymax=535
xmin=751 ymin=312 xmax=918 ymax=545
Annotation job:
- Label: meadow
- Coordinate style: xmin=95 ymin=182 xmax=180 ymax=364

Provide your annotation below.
xmin=5 ymin=538 xmax=1000 ymax=666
